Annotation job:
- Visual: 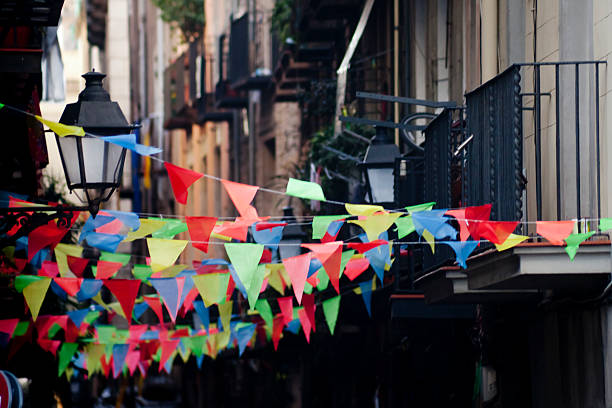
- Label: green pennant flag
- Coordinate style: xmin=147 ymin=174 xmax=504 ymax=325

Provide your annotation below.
xmin=150 ymin=218 xmax=188 ymax=239
xmin=15 ymin=275 xmax=45 ymax=293
xmin=322 ymin=295 xmax=341 ymax=335
xmin=303 ymin=281 xmax=313 ymax=294
xmin=312 ymin=215 xmax=347 ymax=239
xmin=13 ymin=321 xmax=29 ymax=337
xmin=286 ymin=178 xmax=326 ymax=202
xmin=190 ymin=335 xmax=208 ymax=358
xmin=405 ymin=202 xmax=436 ymax=214
xmin=23 ymin=276 xmax=51 ymax=321
xmin=132 ymin=264 xmax=153 ymax=280
xmin=339 ymin=250 xmax=355 ymax=278
xmin=564 ymin=231 xmax=595 ymax=261
xmin=255 ymin=299 xmax=273 ymax=333
xmin=316 ymin=267 xmax=330 ymax=291
xmin=96 ymin=325 xmax=117 ymax=344
xmin=395 ymin=216 xmax=416 ymax=239
xmin=100 ymin=251 xmax=131 ymax=266
xmin=192 ymin=272 xmax=230 ymax=307
xmin=58 ymin=343 xmax=79 ymax=377
xmin=224 ymin=243 xmax=264 ymax=298
xmin=246 ymin=264 xmax=267 ymax=310
xmin=599 ymin=218 xmax=612 ymax=232
xmin=0 ymin=103 xmax=4 ymax=109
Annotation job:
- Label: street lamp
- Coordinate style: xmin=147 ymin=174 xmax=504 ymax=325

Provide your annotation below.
xmin=278 ymin=206 xmax=306 ymax=260
xmin=361 ymin=126 xmax=400 ymax=207
xmin=56 ymin=71 xmax=135 ymax=215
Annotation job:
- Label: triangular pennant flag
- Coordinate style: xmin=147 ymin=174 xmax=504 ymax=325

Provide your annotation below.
xmin=76 ymin=279 xmax=103 ymax=302
xmin=57 ymin=342 xmax=79 ymax=377
xmin=112 ymin=344 xmax=130 ymax=378
xmin=224 ymin=242 xmax=264 ymax=298
xmin=465 ymin=204 xmax=492 ymax=240
xmin=147 ymin=238 xmax=188 ymax=272
xmin=53 ymin=277 xmax=82 ymax=297
xmin=159 ymin=340 xmax=180 ymax=372
xmin=125 ymin=350 xmax=140 ymax=375
xmin=277 ymin=297 xmax=294 ymax=326
xmin=302 ymin=293 xmax=316 ymax=332
xmin=218 ymin=301 xmax=233 ymax=334
xmin=565 ymin=231 xmax=596 ymax=261
xmin=38 ymin=339 xmax=61 ymax=357
xmin=599 ymin=218 xmax=612 ymax=232
xmin=476 ymin=221 xmax=519 ymax=245
xmin=495 ymin=233 xmax=529 ymax=251
xmin=406 ymin=202 xmax=436 ymax=214
xmin=285 ymin=178 xmax=326 ymax=201
xmin=193 ymin=300 xmax=210 ymax=331
xmin=345 ymin=203 xmax=384 ymax=216
xmin=23 ymin=276 xmax=51 ymax=321
xmin=67 ymin=309 xmax=90 ymax=328
xmin=235 ymin=324 xmax=256 ymax=356
xmin=40 ymin=261 xmax=60 ymax=277
xmin=103 ymin=279 xmax=141 ymax=324
xmin=185 ymin=216 xmax=217 ymax=253
xmin=66 ymin=255 xmax=89 ymax=278
xmin=221 ymin=179 xmax=259 ymax=219
xmin=95 ymin=260 xmax=123 ymax=279
xmin=255 ymin=299 xmax=273 ymax=332
xmin=536 ymin=221 xmax=575 ymax=245
xmin=150 ymin=278 xmax=185 ymax=322
xmin=394 ymin=216 xmax=416 ymax=239
xmin=322 ymin=296 xmax=341 ymax=335
xmin=100 ymin=251 xmax=131 ymax=266
xmin=0 ymin=319 xmax=19 ymax=339
xmin=100 ymin=134 xmax=162 ymax=156
xmin=312 ymin=215 xmax=347 ymax=240
xmin=55 ymin=243 xmax=83 ymax=277
xmin=28 ymin=223 xmax=70 ymax=261
xmin=344 ymin=258 xmax=370 ymax=280
xmin=346 ymin=240 xmax=387 ymax=254
xmin=36 ymin=115 xmax=85 ymax=137
xmin=423 ymin=229 xmax=435 ymax=252
xmin=442 ymin=240 xmax=479 ymax=268
xmin=192 ymin=273 xmax=230 ymax=307
xmin=143 ymin=296 xmax=165 ymax=322
xmin=349 ymin=213 xmax=402 ymax=242
xmin=124 ymin=219 xmax=166 ymax=242
xmin=297 ymin=308 xmax=312 ymax=343
xmin=358 ymin=280 xmax=373 ymax=317
xmin=246 ymin=265 xmax=267 ymax=310
xmin=272 ymin=315 xmax=284 ymax=350
xmin=84 ymin=232 xmax=125 ymax=253
xmin=302 ymin=242 xmax=343 ymax=293
xmin=445 ymin=209 xmax=470 ymax=241
xmin=282 ymin=253 xmax=312 ymax=304
xmin=364 ymin=244 xmax=390 ymax=283
xmin=164 ymin=162 xmax=203 ymax=204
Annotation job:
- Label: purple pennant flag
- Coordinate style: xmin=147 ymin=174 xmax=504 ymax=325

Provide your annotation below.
xmin=149 ymin=277 xmax=185 ymax=322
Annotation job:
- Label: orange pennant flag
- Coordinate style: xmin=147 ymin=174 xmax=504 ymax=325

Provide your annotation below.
xmin=536 ymin=221 xmax=575 ymax=245
xmin=282 ymin=253 xmax=312 ymax=304
xmin=302 ymin=242 xmax=343 ymax=293
xmin=164 ymin=162 xmax=204 ymax=205
xmin=477 ymin=221 xmax=519 ymax=245
xmin=221 ymin=179 xmax=259 ymax=219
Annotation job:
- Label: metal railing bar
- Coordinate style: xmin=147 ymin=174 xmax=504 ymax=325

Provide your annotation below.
xmin=575 ymin=63 xmax=581 ymax=221
xmin=596 ymin=63 xmax=601 ymax=220
xmin=555 ymin=64 xmax=561 ymax=220
xmin=521 ymin=92 xmax=551 ymax=97
xmin=516 ymin=61 xmax=607 ymax=66
xmin=535 ymin=64 xmax=542 ymax=220
xmin=356 ymin=91 xmax=458 ymax=108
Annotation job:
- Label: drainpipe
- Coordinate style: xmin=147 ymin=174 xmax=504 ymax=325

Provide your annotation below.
xmin=393 ymin=0 xmax=399 ymax=145
xmin=480 ymin=0 xmax=498 ymax=82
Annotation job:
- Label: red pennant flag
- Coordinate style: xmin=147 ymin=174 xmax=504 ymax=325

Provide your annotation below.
xmin=164 ymin=162 xmax=204 ymax=205
xmin=446 ymin=209 xmax=470 ymax=241
xmin=297 ymin=308 xmax=312 ymax=343
xmin=103 ymin=279 xmax=141 ymax=324
xmin=213 ymin=221 xmax=249 ymax=241
xmin=185 ymin=216 xmax=217 ymax=253
xmin=255 ymin=222 xmax=287 ymax=231
xmin=100 ymin=354 xmax=113 ymax=378
xmin=303 ymin=242 xmax=343 ymax=293
xmin=96 ymin=260 xmax=123 ymax=279
xmin=143 ymin=296 xmax=165 ymax=323
xmin=159 ymin=339 xmax=180 ymax=372
xmin=306 ymin=271 xmax=319 ymax=287
xmin=465 ymin=204 xmax=492 ymax=240
xmin=39 ymin=261 xmax=60 ymax=277
xmin=282 ymin=253 xmax=312 ymax=304
xmin=477 ymin=221 xmax=519 ymax=245
xmin=67 ymin=255 xmax=89 ymax=278
xmin=277 ymin=296 xmax=294 ymax=325
xmin=272 ymin=315 xmax=284 ymax=351
xmin=53 ymin=277 xmax=83 ymax=297
xmin=38 ymin=339 xmax=61 ymax=357
xmin=536 ymin=221 xmax=575 ymax=245
xmin=221 ymin=179 xmax=259 ymax=219
xmin=344 ymin=258 xmax=370 ymax=281
xmin=128 ymin=325 xmax=148 ymax=342
xmin=226 ymin=274 xmax=236 ymax=302
xmin=346 ymin=240 xmax=386 ymax=254
xmin=179 ymin=287 xmax=199 ymax=317
xmin=28 ymin=223 xmax=70 ymax=261
xmin=0 ymin=319 xmax=19 ymax=338
xmin=302 ymin=293 xmax=316 ymax=333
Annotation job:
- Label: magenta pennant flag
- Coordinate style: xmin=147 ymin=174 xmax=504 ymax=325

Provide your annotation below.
xmin=0 ymin=319 xmax=19 ymax=338
xmin=164 ymin=162 xmax=204 ymax=205
xmin=126 ymin=350 xmax=140 ymax=375
xmin=103 ymin=279 xmax=141 ymax=324
xmin=149 ymin=277 xmax=186 ymax=322
xmin=40 ymin=261 xmax=60 ymax=277
xmin=277 ymin=297 xmax=294 ymax=326
xmin=282 ymin=252 xmax=312 ymax=304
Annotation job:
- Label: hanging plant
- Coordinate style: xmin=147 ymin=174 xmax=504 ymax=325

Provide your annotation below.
xmin=151 ymin=0 xmax=205 ymax=42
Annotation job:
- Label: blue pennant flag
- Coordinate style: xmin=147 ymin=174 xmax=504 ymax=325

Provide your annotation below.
xmin=359 ymin=280 xmax=373 ymax=317
xmin=112 ymin=344 xmax=129 ymax=378
xmin=99 ymin=134 xmax=162 ymax=156
xmin=104 ymin=210 xmax=141 ymax=230
xmin=133 ymin=302 xmax=149 ymax=320
xmin=364 ymin=244 xmax=390 ymax=283
xmin=85 ymin=233 xmax=125 ymax=253
xmin=411 ymin=209 xmax=449 ymax=236
xmin=252 ymin=226 xmax=284 ymax=250
xmin=235 ymin=324 xmax=256 ymax=356
xmin=442 ymin=241 xmax=479 ymax=268
xmin=307 ymin=257 xmax=323 ymax=278
xmin=67 ymin=309 xmax=90 ymax=328
xmin=285 ymin=319 xmax=301 ymax=334
xmin=193 ymin=300 xmax=210 ymax=331
xmin=76 ymin=279 xmax=103 ymax=302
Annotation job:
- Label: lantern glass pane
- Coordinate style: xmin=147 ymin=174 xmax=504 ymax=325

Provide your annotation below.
xmin=56 ymin=136 xmax=81 ymax=186
xmin=367 ymin=167 xmax=394 ymax=204
xmin=81 ymin=137 xmax=124 ymax=184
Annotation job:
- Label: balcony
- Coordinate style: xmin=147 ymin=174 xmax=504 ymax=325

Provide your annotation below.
xmin=414 ymin=61 xmax=610 ymax=302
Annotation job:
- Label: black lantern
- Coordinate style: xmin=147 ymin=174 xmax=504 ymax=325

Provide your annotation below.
xmin=56 ymin=71 xmax=135 ymax=214
xmin=278 ymin=206 xmax=306 ymax=260
xmin=361 ymin=126 xmax=401 ymax=206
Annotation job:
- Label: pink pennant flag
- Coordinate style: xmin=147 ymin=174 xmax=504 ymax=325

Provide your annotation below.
xmin=282 ymin=252 xmax=312 ymax=304
xmin=143 ymin=296 xmax=165 ymax=323
xmin=0 ymin=319 xmax=19 ymax=338
xmin=39 ymin=261 xmax=60 ymax=277
xmin=128 ymin=325 xmax=148 ymax=342
xmin=536 ymin=221 xmax=575 ymax=245
xmin=297 ymin=308 xmax=312 ymax=343
xmin=277 ymin=296 xmax=294 ymax=326
xmin=164 ymin=162 xmax=204 ymax=205
xmin=344 ymin=258 xmax=370 ymax=281
xmin=221 ymin=179 xmax=259 ymax=219
xmin=53 ymin=277 xmax=83 ymax=297
xmin=185 ymin=216 xmax=217 ymax=253
xmin=103 ymin=279 xmax=141 ymax=324
xmin=126 ymin=350 xmax=140 ymax=375
xmin=95 ymin=260 xmax=123 ymax=279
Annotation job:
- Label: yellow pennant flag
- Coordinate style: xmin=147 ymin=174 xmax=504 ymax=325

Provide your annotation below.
xmin=146 ymin=238 xmax=188 ymax=272
xmin=35 ymin=115 xmax=85 ymax=137
xmin=423 ymin=229 xmax=436 ymax=253
xmin=266 ymin=266 xmax=286 ymax=295
xmin=495 ymin=233 xmax=529 ymax=252
xmin=345 ymin=203 xmax=385 ymax=216
xmin=124 ymin=219 xmax=166 ymax=242
xmin=218 ymin=301 xmax=233 ymax=333
xmin=55 ymin=243 xmax=83 ymax=277
xmin=349 ymin=212 xmax=402 ymax=242
xmin=192 ymin=273 xmax=230 ymax=307
xmin=86 ymin=344 xmax=105 ymax=376
xmin=23 ymin=277 xmax=51 ymax=321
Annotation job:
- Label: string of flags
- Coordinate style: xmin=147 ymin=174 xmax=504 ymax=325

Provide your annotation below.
xmin=0 ymin=103 xmax=611 ymax=380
